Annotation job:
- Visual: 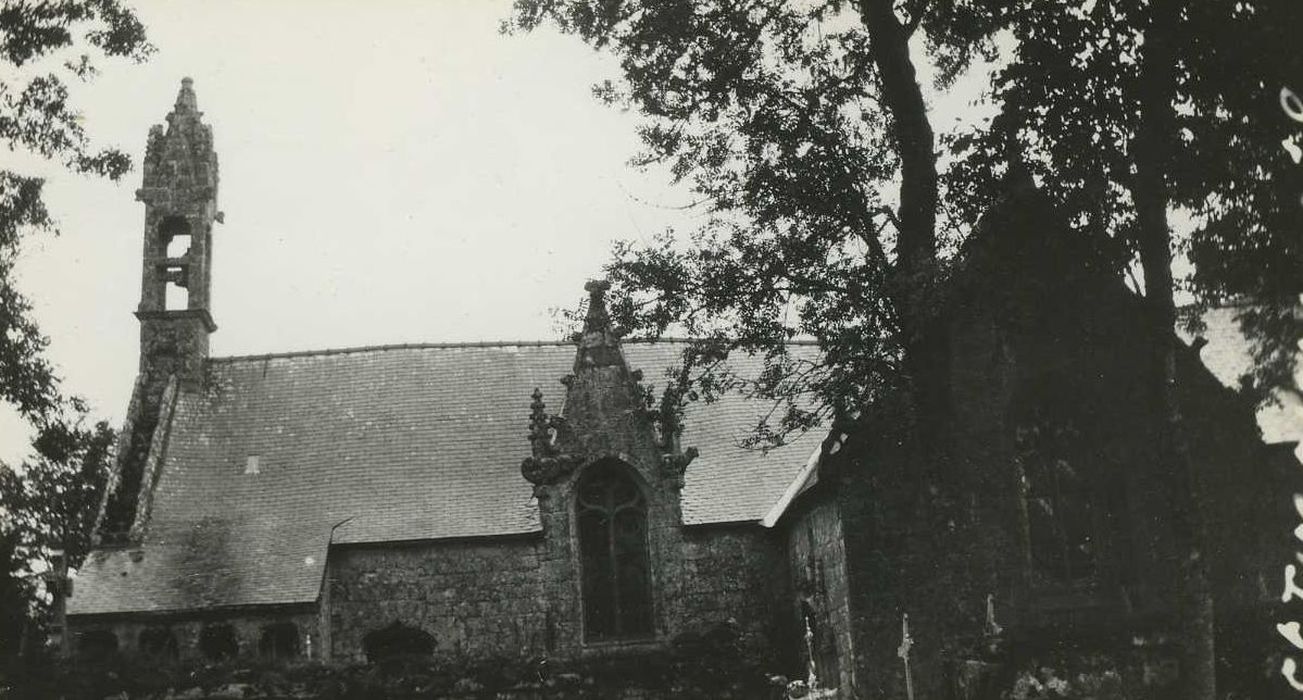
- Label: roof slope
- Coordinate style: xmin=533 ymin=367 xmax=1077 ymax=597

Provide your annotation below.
xmin=70 ymin=341 xmax=817 ymax=615
xmin=1182 ymin=305 xmax=1303 ymax=450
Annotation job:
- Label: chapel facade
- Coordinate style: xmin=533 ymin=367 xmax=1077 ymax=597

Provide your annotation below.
xmin=63 ymin=80 xmax=852 ymax=693
xmin=61 ymin=80 xmax=1301 ymax=699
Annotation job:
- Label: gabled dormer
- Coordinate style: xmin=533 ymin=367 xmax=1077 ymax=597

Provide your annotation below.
xmin=522 ymin=280 xmax=699 ymax=649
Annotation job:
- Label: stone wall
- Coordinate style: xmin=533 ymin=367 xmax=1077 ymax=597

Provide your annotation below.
xmin=68 ymin=608 xmax=319 ymax=662
xmin=679 ymin=525 xmax=787 ymax=660
xmin=325 ymin=524 xmax=789 ymax=666
xmin=782 ymin=493 xmax=855 ymax=696
xmin=71 ymin=521 xmax=797 ymax=672
xmin=325 ymin=537 xmax=549 ymax=663
xmin=832 ymin=240 xmax=1295 ymax=697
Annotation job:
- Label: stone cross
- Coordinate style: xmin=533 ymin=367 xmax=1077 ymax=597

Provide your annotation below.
xmin=898 ymin=613 xmax=914 ymax=700
xmin=803 ymin=613 xmax=819 ymax=691
xmin=985 ymin=593 xmax=1003 ymax=637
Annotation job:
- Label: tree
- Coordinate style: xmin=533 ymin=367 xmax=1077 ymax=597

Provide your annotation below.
xmin=0 ymin=0 xmax=151 ymax=668
xmin=944 ymin=3 xmax=1301 ymax=696
xmin=511 ymin=0 xmax=1299 ymax=696
xmin=0 ymin=413 xmax=115 ymax=665
xmin=0 ymin=0 xmax=152 ymax=423
xmin=506 ymin=3 xmax=999 ymax=696
xmin=508 ymin=0 xmax=1002 ymax=440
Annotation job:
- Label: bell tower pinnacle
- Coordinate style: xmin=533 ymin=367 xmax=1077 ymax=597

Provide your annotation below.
xmin=134 ymin=76 xmax=220 ymax=387
xmin=94 ymin=78 xmax=222 ymax=544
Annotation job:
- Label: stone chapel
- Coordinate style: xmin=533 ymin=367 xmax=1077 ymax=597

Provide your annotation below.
xmin=64 ymin=79 xmax=849 ymax=689
xmin=62 ymin=80 xmax=1302 ymax=698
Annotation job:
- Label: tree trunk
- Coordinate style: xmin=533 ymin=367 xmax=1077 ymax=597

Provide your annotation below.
xmin=855 ymin=0 xmax=945 ymax=422
xmin=856 ymin=0 xmax=937 ymax=275
xmin=853 ymin=5 xmax=956 ymax=698
xmin=1132 ymin=1 xmax=1217 ymax=697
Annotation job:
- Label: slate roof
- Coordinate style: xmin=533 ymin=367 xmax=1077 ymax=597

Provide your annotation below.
xmin=70 ymin=341 xmax=818 ymax=616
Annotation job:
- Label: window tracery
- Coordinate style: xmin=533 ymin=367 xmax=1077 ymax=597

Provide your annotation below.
xmin=576 ymin=461 xmax=653 ymax=640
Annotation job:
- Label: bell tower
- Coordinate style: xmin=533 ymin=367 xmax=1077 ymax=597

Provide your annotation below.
xmin=95 ymin=78 xmax=221 ymax=544
xmin=134 ymin=76 xmax=220 ymax=388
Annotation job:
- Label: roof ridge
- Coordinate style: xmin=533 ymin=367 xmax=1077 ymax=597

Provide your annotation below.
xmin=208 ymin=340 xmax=573 ymax=363
xmin=208 ymin=337 xmax=823 ymax=364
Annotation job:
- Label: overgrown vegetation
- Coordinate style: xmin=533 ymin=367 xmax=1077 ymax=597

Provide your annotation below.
xmin=0 ymin=0 xmax=152 ymax=675
xmin=2 ymin=622 xmax=788 ymax=699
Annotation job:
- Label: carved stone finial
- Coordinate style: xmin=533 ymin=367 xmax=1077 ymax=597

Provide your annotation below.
xmin=528 ymin=387 xmax=549 ymax=450
xmin=660 ymin=446 xmax=698 ymax=490
xmin=521 ymin=388 xmax=581 ymax=486
xmin=583 ymin=279 xmax=612 ymax=334
xmin=173 ymin=77 xmax=199 ymax=115
xmin=575 ymin=279 xmax=624 ymax=369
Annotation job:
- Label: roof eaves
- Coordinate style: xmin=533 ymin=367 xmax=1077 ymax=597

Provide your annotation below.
xmin=760 ymin=443 xmax=824 ymax=528
xmin=68 ymin=599 xmax=318 ymax=621
xmin=330 ymin=529 xmax=544 ymax=548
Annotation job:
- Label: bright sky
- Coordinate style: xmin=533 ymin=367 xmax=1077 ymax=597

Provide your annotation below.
xmin=0 ymin=0 xmax=700 ymax=463
xmin=3 ymin=0 xmax=1278 ymax=475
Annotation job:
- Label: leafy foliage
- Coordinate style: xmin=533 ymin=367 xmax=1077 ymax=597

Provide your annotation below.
xmin=512 ymin=7 xmax=1296 ymax=695
xmin=508 ymin=0 xmax=1008 ymax=443
xmin=513 ymin=0 xmax=1300 ymax=440
xmin=3 ymin=620 xmax=783 ymax=699
xmin=0 ymin=0 xmax=152 ymax=423
xmin=0 ymin=411 xmax=115 ymax=667
xmin=0 ymin=2 xmax=150 ymax=666
xmin=945 ymin=0 xmax=1303 ymax=401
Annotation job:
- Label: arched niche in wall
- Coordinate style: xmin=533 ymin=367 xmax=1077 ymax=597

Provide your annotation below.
xmin=362 ymin=621 xmax=435 ymax=663
xmin=258 ymin=622 xmax=299 ymax=661
xmin=198 ymin=624 xmax=239 ymax=661
xmin=139 ymin=626 xmax=179 ymax=660
xmin=77 ymin=629 xmax=119 ymax=661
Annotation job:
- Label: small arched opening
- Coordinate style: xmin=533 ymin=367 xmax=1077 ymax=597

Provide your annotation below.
xmin=158 ymin=215 xmax=191 ymax=310
xmin=159 ymin=215 xmax=192 ymax=258
xmin=258 ymin=622 xmax=299 ymax=661
xmin=139 ymin=626 xmax=179 ymax=660
xmin=198 ymin=624 xmax=239 ymax=661
xmin=77 ymin=629 xmax=119 ymax=661
xmin=163 ymin=272 xmax=189 ymax=310
xmin=362 ymin=621 xmax=435 ymax=663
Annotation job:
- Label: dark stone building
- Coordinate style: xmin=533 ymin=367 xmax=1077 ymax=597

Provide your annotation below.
xmin=812 ymin=181 xmax=1302 ymax=698
xmin=65 ymin=81 xmax=1299 ymax=698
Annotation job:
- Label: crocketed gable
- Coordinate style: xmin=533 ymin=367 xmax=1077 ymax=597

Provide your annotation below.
xmin=70 ymin=341 xmax=818 ymax=615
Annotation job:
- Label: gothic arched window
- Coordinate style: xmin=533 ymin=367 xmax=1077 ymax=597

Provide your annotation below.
xmin=576 ymin=461 xmax=653 ymax=641
xmin=1016 ymin=407 xmax=1099 ymax=585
